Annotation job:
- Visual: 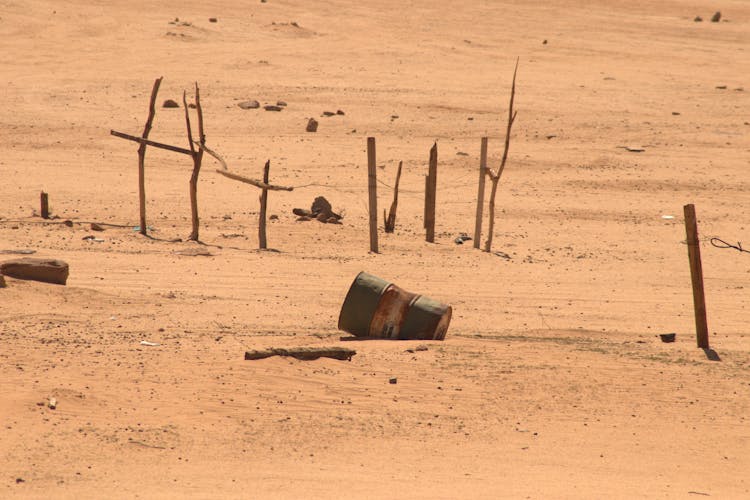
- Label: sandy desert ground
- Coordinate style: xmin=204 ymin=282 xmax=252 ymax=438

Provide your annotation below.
xmin=1 ymin=0 xmax=750 ymax=498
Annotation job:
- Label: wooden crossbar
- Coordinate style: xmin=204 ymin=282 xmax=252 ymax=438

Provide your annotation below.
xmin=110 ymin=130 xmax=193 ymax=156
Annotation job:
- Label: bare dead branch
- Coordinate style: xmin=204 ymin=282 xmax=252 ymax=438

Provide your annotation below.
xmin=183 ymin=90 xmax=196 ymax=155
xmin=215 ymin=169 xmax=293 ymax=191
xmin=485 ymin=58 xmax=519 ymax=253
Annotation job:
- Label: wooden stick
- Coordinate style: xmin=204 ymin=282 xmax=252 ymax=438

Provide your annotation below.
xmin=367 ymin=137 xmax=379 ymax=253
xmin=384 ymin=161 xmax=402 ymax=233
xmin=110 ymin=130 xmax=192 ymax=156
xmin=215 ymin=169 xmax=293 ymax=191
xmin=185 ymin=85 xmax=205 ymax=241
xmin=473 ymin=137 xmax=487 ymax=249
xmin=244 ymin=347 xmax=356 ymax=361
xmin=136 ymin=77 xmax=162 ymax=235
xmin=425 ymin=142 xmax=437 ymax=243
xmin=40 ymin=191 xmax=49 ymax=219
xmin=684 ymin=204 xmax=710 ymax=349
xmin=259 ymin=160 xmax=270 ymax=249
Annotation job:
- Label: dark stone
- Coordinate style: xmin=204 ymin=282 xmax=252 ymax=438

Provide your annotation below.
xmin=389 ymin=378 xmax=397 ymax=384
xmin=264 ymin=105 xmax=283 ymax=112
xmin=336 ymin=109 xmax=345 ymax=115
xmin=238 ymin=100 xmax=260 ymax=109
xmin=163 ymin=99 xmax=180 ymax=108
xmin=322 ymin=111 xmax=335 ymax=117
xmin=209 ymin=17 xmax=218 ymax=23
xmin=660 ymin=333 xmax=676 ymax=343
xmin=277 ymin=101 xmax=287 ymax=107
xmin=694 ymin=16 xmax=703 ymax=22
xmin=311 ymin=196 xmax=333 ymax=216
xmin=711 ymin=11 xmax=721 ymax=22
xmin=0 ymin=258 xmax=69 ymax=285
xmin=293 ymin=208 xmax=313 ymax=217
xmin=90 ymin=223 xmax=104 ymax=231
xmin=306 ymin=118 xmax=318 ymax=132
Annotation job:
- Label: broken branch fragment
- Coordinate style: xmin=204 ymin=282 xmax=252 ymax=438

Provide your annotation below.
xmin=215 ymin=169 xmax=293 ymax=191
xmin=244 ymin=347 xmax=356 ymax=361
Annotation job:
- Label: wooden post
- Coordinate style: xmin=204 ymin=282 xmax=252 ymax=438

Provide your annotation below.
xmin=40 ymin=191 xmax=49 ymax=219
xmin=137 ymin=77 xmax=163 ymax=236
xmin=425 ymin=142 xmax=437 ymax=243
xmin=384 ymin=161 xmax=402 ymax=233
xmin=684 ymin=204 xmax=709 ymax=349
xmin=259 ymin=160 xmax=270 ymax=249
xmin=473 ymin=137 xmax=488 ymax=249
xmin=367 ymin=137 xmax=379 ymax=253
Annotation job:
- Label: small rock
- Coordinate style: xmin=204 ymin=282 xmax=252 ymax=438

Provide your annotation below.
xmin=90 ymin=223 xmax=104 ymax=231
xmin=389 ymin=378 xmax=398 ymax=384
xmin=15 ymin=478 xmax=24 ymax=484
xmin=306 ymin=118 xmax=319 ymax=132
xmin=542 ymin=39 xmax=548 ymax=44
xmin=716 ymin=85 xmax=727 ymax=90
xmin=269 ymin=214 xmax=279 ymax=221
xmin=456 ymin=151 xmax=469 ymax=156
xmin=0 ymin=274 xmax=6 ymax=288
xmin=264 ymin=105 xmax=283 ymax=112
xmin=238 ymin=100 xmax=260 ymax=109
xmin=322 ymin=111 xmax=335 ymax=117
xmin=276 ymin=101 xmax=287 ymax=107
xmin=163 ymin=99 xmax=180 ymax=108
xmin=188 ymin=103 xmax=197 ymax=109
xmin=694 ymin=16 xmax=703 ymax=22
xmin=672 ymin=111 xmax=681 ymax=116
xmin=391 ymin=115 xmax=399 ymax=119
xmin=293 ymin=208 xmax=314 ymax=217
xmin=48 ymin=397 xmax=57 ymax=410
xmin=0 ymin=258 xmax=69 ymax=285
xmin=711 ymin=11 xmax=721 ymax=22
xmin=454 ymin=233 xmax=472 ymax=244
xmin=296 ymin=216 xmax=312 ymax=222
xmin=660 ymin=333 xmax=676 ymax=343
xmin=63 ymin=220 xmax=73 ymax=227
xmin=336 ymin=109 xmax=345 ymax=115
xmin=209 ymin=17 xmax=217 ymax=23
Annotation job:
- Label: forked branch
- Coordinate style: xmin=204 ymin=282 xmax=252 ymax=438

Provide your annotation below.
xmin=485 ymin=58 xmax=519 ymax=253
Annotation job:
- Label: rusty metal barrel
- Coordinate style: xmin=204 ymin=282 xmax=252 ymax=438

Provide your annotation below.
xmin=338 ymin=272 xmax=452 ymax=340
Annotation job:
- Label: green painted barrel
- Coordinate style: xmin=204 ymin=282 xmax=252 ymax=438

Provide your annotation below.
xmin=338 ymin=271 xmax=452 ymax=340
xmin=401 ymin=295 xmax=452 ymax=340
xmin=337 ymin=271 xmax=391 ymax=337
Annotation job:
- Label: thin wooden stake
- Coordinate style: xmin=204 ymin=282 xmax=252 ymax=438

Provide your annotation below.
xmin=425 ymin=142 xmax=437 ymax=243
xmin=184 ymin=83 xmax=205 ymax=242
xmin=367 ymin=137 xmax=379 ymax=253
xmin=684 ymin=204 xmax=710 ymax=349
xmin=384 ymin=161 xmax=402 ymax=233
xmin=259 ymin=160 xmax=270 ymax=250
xmin=137 ymin=77 xmax=162 ymax=235
xmin=473 ymin=137 xmax=487 ymax=249
xmin=40 ymin=191 xmax=49 ymax=219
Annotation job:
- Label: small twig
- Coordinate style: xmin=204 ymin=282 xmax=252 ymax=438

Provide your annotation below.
xmin=128 ymin=439 xmax=166 ymax=450
xmin=710 ymin=237 xmax=749 ymax=254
